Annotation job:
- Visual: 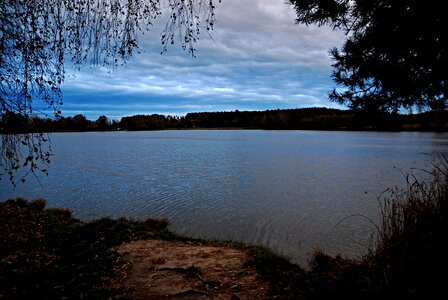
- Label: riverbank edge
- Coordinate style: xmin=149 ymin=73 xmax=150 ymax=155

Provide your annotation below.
xmin=0 ymin=198 xmax=370 ymax=299
xmin=1 ymin=195 xmax=445 ymax=299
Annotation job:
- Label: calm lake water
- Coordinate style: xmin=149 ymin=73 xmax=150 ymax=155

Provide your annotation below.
xmin=2 ymin=130 xmax=448 ymax=264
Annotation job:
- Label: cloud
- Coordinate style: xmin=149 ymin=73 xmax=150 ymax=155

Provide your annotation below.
xmin=61 ymin=0 xmax=346 ymax=119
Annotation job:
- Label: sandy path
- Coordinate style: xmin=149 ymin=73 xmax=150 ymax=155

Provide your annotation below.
xmin=113 ymin=240 xmax=269 ymax=299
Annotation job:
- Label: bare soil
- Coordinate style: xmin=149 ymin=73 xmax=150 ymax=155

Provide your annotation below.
xmin=113 ymin=240 xmax=269 ymax=299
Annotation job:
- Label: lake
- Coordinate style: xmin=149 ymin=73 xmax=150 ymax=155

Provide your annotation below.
xmin=1 ymin=130 xmax=448 ymax=265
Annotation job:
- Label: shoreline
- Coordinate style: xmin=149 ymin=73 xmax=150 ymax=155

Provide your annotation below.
xmin=2 ymin=193 xmax=446 ymax=299
xmin=4 ymin=126 xmax=448 ymax=134
xmin=0 ymin=154 xmax=448 ymax=300
xmin=0 ymin=198 xmax=293 ymax=298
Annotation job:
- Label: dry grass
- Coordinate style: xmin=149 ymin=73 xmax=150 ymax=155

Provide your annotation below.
xmin=367 ymin=153 xmax=448 ymax=297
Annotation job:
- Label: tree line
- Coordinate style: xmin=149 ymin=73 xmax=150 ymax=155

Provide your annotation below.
xmin=1 ymin=108 xmax=447 ymax=133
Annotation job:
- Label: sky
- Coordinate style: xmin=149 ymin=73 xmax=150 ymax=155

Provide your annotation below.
xmin=61 ymin=0 xmax=346 ymax=120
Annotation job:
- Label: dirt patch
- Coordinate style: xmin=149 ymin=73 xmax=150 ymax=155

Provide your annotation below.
xmin=113 ymin=240 xmax=268 ymax=299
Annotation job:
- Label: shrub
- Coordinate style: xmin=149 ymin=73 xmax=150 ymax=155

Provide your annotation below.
xmin=370 ymin=153 xmax=448 ymax=297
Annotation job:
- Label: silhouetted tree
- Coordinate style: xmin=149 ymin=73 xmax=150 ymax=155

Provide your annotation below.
xmin=0 ymin=112 xmax=28 ymax=134
xmin=290 ymin=0 xmax=448 ymax=113
xmin=72 ymin=114 xmax=90 ymax=131
xmin=96 ymin=115 xmax=109 ymax=130
xmin=0 ymin=0 xmax=221 ymax=184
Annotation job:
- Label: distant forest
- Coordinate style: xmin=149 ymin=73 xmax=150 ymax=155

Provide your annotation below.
xmin=1 ymin=108 xmax=447 ymax=133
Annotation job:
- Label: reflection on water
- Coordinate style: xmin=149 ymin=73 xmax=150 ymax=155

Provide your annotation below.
xmin=1 ymin=130 xmax=448 ymax=264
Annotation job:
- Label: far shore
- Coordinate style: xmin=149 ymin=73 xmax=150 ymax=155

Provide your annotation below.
xmin=2 ymin=107 xmax=447 ymax=134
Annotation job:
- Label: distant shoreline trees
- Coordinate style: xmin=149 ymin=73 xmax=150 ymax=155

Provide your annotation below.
xmin=2 ymin=108 xmax=447 ymax=133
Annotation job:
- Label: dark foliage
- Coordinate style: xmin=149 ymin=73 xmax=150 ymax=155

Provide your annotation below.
xmin=367 ymin=153 xmax=448 ymax=298
xmin=246 ymin=246 xmax=306 ymax=299
xmin=3 ymin=108 xmax=447 ymax=134
xmin=185 ymin=108 xmax=353 ymax=129
xmin=120 ymin=114 xmax=184 ymax=130
xmin=290 ymin=0 xmax=448 ymax=113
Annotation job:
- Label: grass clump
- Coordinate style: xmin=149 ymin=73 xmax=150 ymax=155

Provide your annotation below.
xmin=367 ymin=153 xmax=448 ymax=297
xmin=0 ymin=198 xmax=171 ymax=299
xmin=246 ymin=246 xmax=306 ymax=299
